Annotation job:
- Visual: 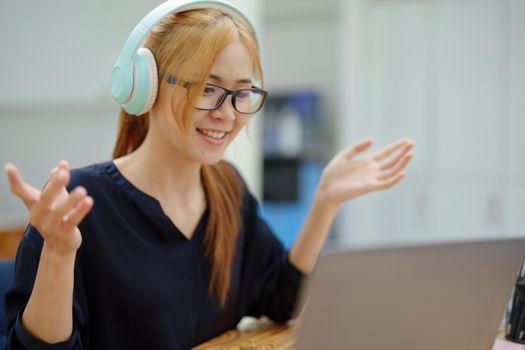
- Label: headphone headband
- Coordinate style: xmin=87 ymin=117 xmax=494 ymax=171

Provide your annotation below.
xmin=111 ymin=0 xmax=256 ymax=105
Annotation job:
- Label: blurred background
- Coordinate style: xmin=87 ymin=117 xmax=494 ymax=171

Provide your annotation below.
xmin=0 ymin=0 xmax=524 ymax=257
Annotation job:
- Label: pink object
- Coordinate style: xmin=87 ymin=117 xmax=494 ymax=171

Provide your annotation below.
xmin=492 ymin=338 xmax=525 ymax=350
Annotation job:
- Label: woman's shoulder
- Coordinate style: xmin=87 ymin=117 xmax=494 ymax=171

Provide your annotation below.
xmin=67 ymin=160 xmax=115 ymax=193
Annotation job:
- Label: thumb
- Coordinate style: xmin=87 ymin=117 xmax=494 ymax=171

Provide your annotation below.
xmin=4 ymin=163 xmax=40 ymax=208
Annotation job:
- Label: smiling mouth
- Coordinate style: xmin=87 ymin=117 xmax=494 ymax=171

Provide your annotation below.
xmin=196 ymin=128 xmax=229 ymax=140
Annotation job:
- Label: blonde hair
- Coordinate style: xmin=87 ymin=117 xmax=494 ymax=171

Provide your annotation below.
xmin=113 ymin=8 xmax=263 ymax=306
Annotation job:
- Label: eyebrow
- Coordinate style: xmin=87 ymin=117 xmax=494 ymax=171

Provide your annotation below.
xmin=209 ymin=74 xmax=252 ymax=85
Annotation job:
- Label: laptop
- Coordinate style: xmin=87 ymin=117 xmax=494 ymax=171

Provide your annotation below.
xmin=294 ymin=237 xmax=525 ymax=350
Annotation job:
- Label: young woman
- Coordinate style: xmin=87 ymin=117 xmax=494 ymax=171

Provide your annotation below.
xmin=4 ymin=1 xmax=414 ymax=349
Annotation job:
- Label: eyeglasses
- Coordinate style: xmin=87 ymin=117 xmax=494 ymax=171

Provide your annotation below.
xmin=160 ymin=73 xmax=268 ymax=115
xmin=195 ymin=83 xmax=268 ymax=114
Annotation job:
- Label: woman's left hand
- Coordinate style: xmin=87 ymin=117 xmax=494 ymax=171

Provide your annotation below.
xmin=316 ymin=137 xmax=415 ymax=210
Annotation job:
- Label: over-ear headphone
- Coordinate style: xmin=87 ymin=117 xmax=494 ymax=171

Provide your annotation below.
xmin=110 ymin=0 xmax=256 ymax=116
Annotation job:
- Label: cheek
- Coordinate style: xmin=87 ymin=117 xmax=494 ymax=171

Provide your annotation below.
xmin=160 ymin=115 xmax=180 ymax=138
xmin=156 ymin=113 xmax=192 ymax=150
xmin=226 ymin=117 xmax=248 ymax=142
xmin=234 ymin=115 xmax=249 ymax=133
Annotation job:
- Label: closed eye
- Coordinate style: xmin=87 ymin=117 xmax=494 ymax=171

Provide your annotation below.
xmin=236 ymin=90 xmax=252 ymax=99
xmin=203 ymin=85 xmax=219 ymax=96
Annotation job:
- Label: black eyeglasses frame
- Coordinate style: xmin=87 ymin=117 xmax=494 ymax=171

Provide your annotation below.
xmin=159 ymin=72 xmax=268 ymax=115
xmin=195 ymin=83 xmax=268 ymax=115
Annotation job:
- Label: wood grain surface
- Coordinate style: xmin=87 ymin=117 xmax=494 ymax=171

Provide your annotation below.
xmin=191 ymin=324 xmax=296 ymax=350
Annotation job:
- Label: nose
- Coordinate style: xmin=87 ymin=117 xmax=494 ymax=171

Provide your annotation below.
xmin=210 ymin=95 xmax=236 ymax=121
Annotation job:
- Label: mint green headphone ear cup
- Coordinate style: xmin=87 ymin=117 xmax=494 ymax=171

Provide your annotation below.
xmin=122 ymin=48 xmax=159 ymax=116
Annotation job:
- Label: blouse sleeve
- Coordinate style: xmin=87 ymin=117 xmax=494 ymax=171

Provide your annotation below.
xmin=5 ymin=225 xmax=85 ymax=350
xmin=241 ymin=190 xmax=305 ymax=323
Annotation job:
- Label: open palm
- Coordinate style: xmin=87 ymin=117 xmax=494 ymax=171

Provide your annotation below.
xmin=317 ymin=137 xmax=415 ymax=207
xmin=4 ymin=161 xmax=93 ymax=255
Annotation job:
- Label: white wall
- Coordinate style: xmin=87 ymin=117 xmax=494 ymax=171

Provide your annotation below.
xmin=336 ymin=0 xmax=525 ymax=245
xmin=0 ymin=0 xmax=263 ymax=227
xmin=224 ymin=0 xmax=264 ymax=197
xmin=263 ymin=13 xmax=338 ymax=138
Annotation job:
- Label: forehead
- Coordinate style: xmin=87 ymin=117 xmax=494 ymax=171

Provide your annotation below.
xmin=209 ymin=39 xmax=254 ymax=85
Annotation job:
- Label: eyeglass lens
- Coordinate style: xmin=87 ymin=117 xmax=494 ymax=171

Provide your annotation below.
xmin=194 ymin=85 xmax=266 ymax=114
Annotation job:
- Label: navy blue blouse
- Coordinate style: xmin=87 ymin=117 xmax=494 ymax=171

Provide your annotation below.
xmin=5 ymin=160 xmax=304 ymax=350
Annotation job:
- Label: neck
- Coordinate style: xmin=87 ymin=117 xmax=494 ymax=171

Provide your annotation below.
xmin=114 ymin=123 xmax=203 ymax=205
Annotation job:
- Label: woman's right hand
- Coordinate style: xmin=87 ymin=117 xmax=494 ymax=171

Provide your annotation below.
xmin=4 ymin=160 xmax=94 ymax=256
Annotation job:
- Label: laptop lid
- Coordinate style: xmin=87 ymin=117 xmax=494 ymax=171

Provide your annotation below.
xmin=295 ymin=238 xmax=525 ymax=350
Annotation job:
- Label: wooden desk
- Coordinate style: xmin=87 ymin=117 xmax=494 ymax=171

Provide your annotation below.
xmin=191 ymin=323 xmax=296 ymax=350
xmin=192 ymin=323 xmax=522 ymax=350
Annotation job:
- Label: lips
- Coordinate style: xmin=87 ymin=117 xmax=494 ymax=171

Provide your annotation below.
xmin=196 ymin=128 xmax=230 ymax=140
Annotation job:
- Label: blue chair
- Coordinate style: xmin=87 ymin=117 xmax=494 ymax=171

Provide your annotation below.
xmin=0 ymin=260 xmax=15 ymax=350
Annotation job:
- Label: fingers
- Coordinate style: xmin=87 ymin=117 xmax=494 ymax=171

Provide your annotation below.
xmin=31 ymin=163 xmax=73 ymax=230
xmin=36 ymin=182 xmax=93 ymax=236
xmin=343 ymin=138 xmax=374 ymax=160
xmin=373 ymin=137 xmax=414 ymax=162
xmin=4 ymin=163 xmax=41 ymax=208
xmin=376 ymin=138 xmax=415 ymax=181
xmin=37 ymin=184 xmax=91 ymax=234
xmin=377 ymin=152 xmax=413 ymax=181
xmin=57 ymin=160 xmax=70 ymax=171
xmin=376 ymin=172 xmax=406 ymax=191
xmin=39 ymin=167 xmax=70 ymax=207
xmin=379 ymin=142 xmax=414 ymax=171
xmin=53 ymin=186 xmax=88 ymax=218
xmin=47 ymin=160 xmax=69 ymax=178
xmin=61 ymin=196 xmax=94 ymax=232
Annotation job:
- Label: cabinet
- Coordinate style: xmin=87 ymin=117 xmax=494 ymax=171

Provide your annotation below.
xmin=336 ymin=0 xmax=524 ymax=244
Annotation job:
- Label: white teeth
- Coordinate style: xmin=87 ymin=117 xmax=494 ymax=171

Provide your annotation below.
xmin=198 ymin=128 xmax=226 ymax=140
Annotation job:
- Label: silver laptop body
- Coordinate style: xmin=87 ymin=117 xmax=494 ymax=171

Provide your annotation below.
xmin=295 ymin=238 xmax=525 ymax=350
